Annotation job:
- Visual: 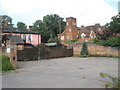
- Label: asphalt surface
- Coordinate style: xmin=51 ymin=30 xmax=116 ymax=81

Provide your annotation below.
xmin=2 ymin=57 xmax=118 ymax=88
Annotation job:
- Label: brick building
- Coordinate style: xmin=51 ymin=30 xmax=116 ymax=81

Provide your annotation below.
xmin=58 ymin=17 xmax=78 ymax=44
xmin=58 ymin=17 xmax=110 ymax=44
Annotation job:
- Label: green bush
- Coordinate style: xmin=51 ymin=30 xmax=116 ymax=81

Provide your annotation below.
xmin=100 ymin=72 xmax=120 ymax=89
xmin=2 ymin=55 xmax=15 ymax=71
xmin=97 ymin=37 xmax=120 ymax=47
xmin=93 ymin=38 xmax=100 ymax=43
xmin=80 ymin=42 xmax=89 ymax=55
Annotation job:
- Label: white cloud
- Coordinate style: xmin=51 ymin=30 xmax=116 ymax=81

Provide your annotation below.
xmin=1 ymin=0 xmax=117 ymax=27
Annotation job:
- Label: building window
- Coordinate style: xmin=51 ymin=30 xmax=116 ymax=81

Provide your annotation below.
xmin=90 ymin=31 xmax=96 ymax=38
xmin=67 ymin=36 xmax=69 ymax=39
xmin=69 ymin=28 xmax=71 ymax=32
xmin=72 ymin=22 xmax=76 ymax=26
xmin=67 ymin=22 xmax=68 ymax=26
xmin=61 ymin=36 xmax=64 ymax=40
xmin=23 ymin=34 xmax=26 ymax=43
xmin=28 ymin=34 xmax=32 ymax=41
xmin=81 ymin=33 xmax=86 ymax=38
xmin=23 ymin=34 xmax=26 ymax=40
xmin=99 ymin=28 xmax=101 ymax=31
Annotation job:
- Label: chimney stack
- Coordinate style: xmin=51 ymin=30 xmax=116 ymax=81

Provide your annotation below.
xmin=95 ymin=23 xmax=100 ymax=26
xmin=29 ymin=26 xmax=33 ymax=31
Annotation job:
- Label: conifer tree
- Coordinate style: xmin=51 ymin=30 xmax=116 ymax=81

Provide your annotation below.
xmin=80 ymin=42 xmax=89 ymax=55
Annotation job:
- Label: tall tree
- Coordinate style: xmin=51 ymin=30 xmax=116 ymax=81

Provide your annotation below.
xmin=0 ymin=15 xmax=14 ymax=28
xmin=32 ymin=14 xmax=66 ymax=42
xmin=17 ymin=22 xmax=27 ymax=29
xmin=32 ymin=20 xmax=49 ymax=43
xmin=80 ymin=42 xmax=89 ymax=56
xmin=105 ymin=15 xmax=120 ymax=33
xmin=43 ymin=14 xmax=66 ymax=38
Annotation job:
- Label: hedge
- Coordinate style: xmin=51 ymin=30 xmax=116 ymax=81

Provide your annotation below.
xmin=94 ymin=37 xmax=120 ymax=47
xmin=1 ymin=55 xmax=15 ymax=71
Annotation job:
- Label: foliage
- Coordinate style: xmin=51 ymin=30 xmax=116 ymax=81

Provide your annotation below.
xmin=0 ymin=15 xmax=14 ymax=27
xmin=80 ymin=42 xmax=89 ymax=55
xmin=105 ymin=15 xmax=120 ymax=33
xmin=0 ymin=55 xmax=2 ymax=71
xmin=32 ymin=20 xmax=50 ymax=43
xmin=89 ymin=54 xmax=119 ymax=58
xmin=74 ymin=54 xmax=119 ymax=58
xmin=47 ymin=37 xmax=59 ymax=43
xmin=93 ymin=38 xmax=100 ymax=43
xmin=2 ymin=55 xmax=15 ymax=71
xmin=32 ymin=56 xmax=38 ymax=61
xmin=43 ymin=14 xmax=66 ymax=38
xmin=100 ymin=72 xmax=120 ymax=89
xmin=97 ymin=37 xmax=120 ymax=47
xmin=32 ymin=14 xmax=66 ymax=42
xmin=17 ymin=22 xmax=27 ymax=29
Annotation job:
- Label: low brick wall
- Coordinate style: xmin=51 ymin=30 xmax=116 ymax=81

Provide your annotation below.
xmin=73 ymin=43 xmax=120 ymax=56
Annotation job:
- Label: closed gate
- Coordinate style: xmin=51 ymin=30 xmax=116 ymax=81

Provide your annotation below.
xmin=17 ymin=43 xmax=38 ymax=61
xmin=38 ymin=44 xmax=46 ymax=59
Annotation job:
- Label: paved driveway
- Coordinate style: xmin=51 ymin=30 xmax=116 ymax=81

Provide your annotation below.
xmin=2 ymin=57 xmax=118 ymax=88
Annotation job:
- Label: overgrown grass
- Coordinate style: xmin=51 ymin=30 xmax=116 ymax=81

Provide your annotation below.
xmin=0 ymin=55 xmax=2 ymax=72
xmin=89 ymin=54 xmax=119 ymax=58
xmin=74 ymin=54 xmax=119 ymax=58
xmin=100 ymin=72 xmax=120 ymax=89
xmin=2 ymin=55 xmax=15 ymax=71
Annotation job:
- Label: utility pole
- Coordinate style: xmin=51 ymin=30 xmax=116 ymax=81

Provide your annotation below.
xmin=58 ymin=19 xmax=62 ymax=34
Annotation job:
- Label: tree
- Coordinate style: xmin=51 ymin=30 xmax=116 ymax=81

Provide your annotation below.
xmin=43 ymin=14 xmax=66 ymax=38
xmin=17 ymin=22 xmax=27 ymax=29
xmin=32 ymin=20 xmax=49 ymax=43
xmin=105 ymin=15 xmax=120 ymax=33
xmin=80 ymin=42 xmax=89 ymax=55
xmin=0 ymin=15 xmax=14 ymax=28
xmin=32 ymin=14 xmax=66 ymax=43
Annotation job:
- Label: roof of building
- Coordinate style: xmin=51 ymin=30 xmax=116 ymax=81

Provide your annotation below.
xmin=9 ymin=35 xmax=24 ymax=44
xmin=2 ymin=26 xmax=40 ymax=34
xmin=77 ymin=24 xmax=107 ymax=38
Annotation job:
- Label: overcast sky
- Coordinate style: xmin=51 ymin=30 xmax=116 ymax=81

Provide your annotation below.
xmin=0 ymin=0 xmax=119 ymax=27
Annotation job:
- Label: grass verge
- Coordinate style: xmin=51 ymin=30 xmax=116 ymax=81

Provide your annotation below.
xmin=74 ymin=54 xmax=120 ymax=58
